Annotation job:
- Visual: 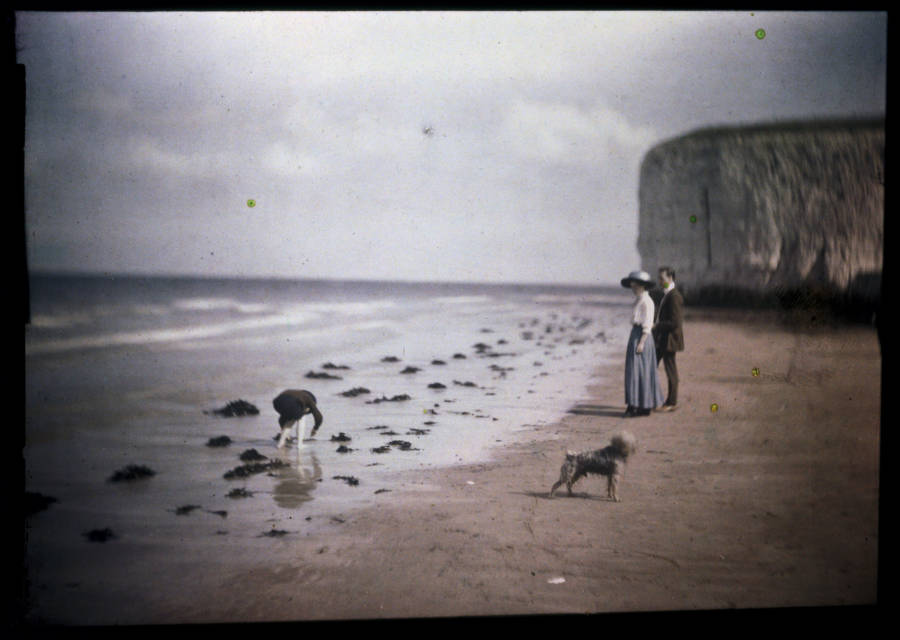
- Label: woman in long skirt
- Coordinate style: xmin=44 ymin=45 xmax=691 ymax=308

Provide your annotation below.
xmin=621 ymin=270 xmax=665 ymax=417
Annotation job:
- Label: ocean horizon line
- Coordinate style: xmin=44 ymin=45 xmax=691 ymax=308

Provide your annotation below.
xmin=27 ymin=268 xmax=623 ymax=292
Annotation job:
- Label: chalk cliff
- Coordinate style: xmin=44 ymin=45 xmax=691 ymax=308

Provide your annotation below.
xmin=637 ymin=120 xmax=883 ymax=306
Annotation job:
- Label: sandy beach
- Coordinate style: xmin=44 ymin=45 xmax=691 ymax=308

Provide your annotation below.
xmin=22 ymin=308 xmax=878 ymax=627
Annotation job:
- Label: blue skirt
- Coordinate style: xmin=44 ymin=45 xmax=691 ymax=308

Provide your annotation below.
xmin=624 ymin=325 xmax=665 ymax=409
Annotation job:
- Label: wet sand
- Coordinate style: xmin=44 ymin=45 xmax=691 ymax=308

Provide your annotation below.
xmin=23 ymin=310 xmax=882 ymax=625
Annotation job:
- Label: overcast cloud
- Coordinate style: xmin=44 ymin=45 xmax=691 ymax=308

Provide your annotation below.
xmin=18 ymin=11 xmax=886 ymax=285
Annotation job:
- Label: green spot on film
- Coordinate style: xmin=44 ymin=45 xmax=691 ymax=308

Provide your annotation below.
xmin=755 ymin=28 xmax=766 ymax=40
xmin=689 ymin=215 xmax=697 ymax=223
xmin=752 ymin=367 xmax=760 ymax=377
xmin=247 ymin=199 xmax=256 ymax=208
xmin=710 ymin=403 xmax=719 ymax=413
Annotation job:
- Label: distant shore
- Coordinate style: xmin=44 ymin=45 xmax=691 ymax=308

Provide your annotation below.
xmin=41 ymin=307 xmax=876 ymax=624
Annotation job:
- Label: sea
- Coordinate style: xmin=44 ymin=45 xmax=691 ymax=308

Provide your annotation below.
xmin=23 ymin=272 xmax=632 ymax=623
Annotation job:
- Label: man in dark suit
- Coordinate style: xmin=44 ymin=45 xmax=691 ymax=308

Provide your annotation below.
xmin=652 ymin=266 xmax=684 ymax=411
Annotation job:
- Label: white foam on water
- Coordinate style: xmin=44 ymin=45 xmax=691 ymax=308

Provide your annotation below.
xmin=430 ymin=295 xmax=494 ymax=305
xmin=25 ymin=310 xmax=321 ymax=355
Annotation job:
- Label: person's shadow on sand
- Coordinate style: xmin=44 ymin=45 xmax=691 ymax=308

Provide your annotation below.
xmin=567 ymin=404 xmax=624 ymax=418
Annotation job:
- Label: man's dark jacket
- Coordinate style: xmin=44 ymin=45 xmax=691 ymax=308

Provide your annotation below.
xmin=653 ymin=287 xmax=685 ymax=353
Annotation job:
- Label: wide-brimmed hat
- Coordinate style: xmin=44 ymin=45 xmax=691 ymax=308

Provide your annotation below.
xmin=620 ymin=270 xmax=654 ymax=288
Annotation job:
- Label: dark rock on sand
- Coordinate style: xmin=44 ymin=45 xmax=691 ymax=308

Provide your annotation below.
xmin=224 ymin=459 xmax=288 ymax=480
xmin=306 ymin=370 xmax=342 ymax=380
xmin=206 ymin=435 xmax=233 ymax=447
xmin=261 ymin=530 xmax=290 ymax=538
xmin=336 ymin=445 xmax=355 ymax=453
xmin=205 ymin=400 xmax=260 ymax=417
xmin=428 ymin=382 xmax=447 ymax=389
xmin=400 ymin=366 xmax=421 ymax=374
xmin=25 ymin=492 xmax=58 ymax=517
xmin=473 ymin=342 xmax=492 ymax=353
xmin=226 ymin=488 xmax=254 ymax=499
xmin=330 ymin=432 xmax=352 ymax=442
xmin=381 ymin=356 xmax=401 ymax=362
xmin=239 ymin=448 xmax=268 ymax=462
xmin=431 ymin=359 xmax=447 ymax=365
xmin=84 ymin=528 xmax=116 ymax=543
xmin=453 ymin=353 xmax=467 ymax=359
xmin=371 ymin=445 xmax=392 ymax=454
xmin=340 ymin=387 xmax=371 ymax=397
xmin=407 ymin=428 xmax=430 ymax=435
xmin=453 ymin=380 xmax=478 ymax=387
xmin=207 ymin=510 xmax=228 ymax=518
xmin=108 ymin=464 xmax=156 ymax=482
xmin=366 ymin=425 xmax=390 ymax=430
xmin=322 ymin=362 xmax=351 ymax=370
xmin=333 ymin=475 xmax=360 ymax=486
xmin=366 ymin=394 xmax=412 ymax=404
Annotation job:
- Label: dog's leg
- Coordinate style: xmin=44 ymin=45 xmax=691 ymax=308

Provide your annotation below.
xmin=549 ymin=478 xmax=564 ymax=498
xmin=550 ymin=463 xmax=571 ymax=498
xmin=277 ymin=420 xmax=297 ymax=448
xmin=566 ymin=470 xmax=582 ymax=496
xmin=297 ymin=414 xmax=309 ymax=441
xmin=608 ymin=473 xmax=620 ymax=502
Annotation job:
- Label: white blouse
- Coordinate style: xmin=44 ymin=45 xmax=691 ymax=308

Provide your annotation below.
xmin=631 ymin=291 xmax=655 ymax=336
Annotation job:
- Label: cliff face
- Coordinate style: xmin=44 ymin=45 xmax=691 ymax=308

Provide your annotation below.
xmin=637 ymin=120 xmax=883 ymax=304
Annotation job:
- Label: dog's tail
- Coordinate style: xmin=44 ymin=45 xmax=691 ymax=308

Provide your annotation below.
xmin=610 ymin=431 xmax=637 ymax=457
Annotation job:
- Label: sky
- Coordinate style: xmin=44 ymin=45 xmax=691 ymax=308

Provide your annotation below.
xmin=17 ymin=11 xmax=886 ymax=286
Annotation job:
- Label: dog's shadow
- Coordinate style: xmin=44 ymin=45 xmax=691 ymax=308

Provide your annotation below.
xmin=566 ymin=404 xmax=625 ymax=418
xmin=515 ymin=490 xmax=614 ymax=502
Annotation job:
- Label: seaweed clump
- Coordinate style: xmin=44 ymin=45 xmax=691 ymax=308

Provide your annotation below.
xmin=206 ymin=435 xmax=233 ymax=447
xmin=366 ymin=394 xmax=412 ymax=404
xmin=239 ymin=448 xmax=268 ymax=462
xmin=84 ymin=528 xmax=117 ymax=543
xmin=224 ymin=459 xmax=288 ymax=480
xmin=205 ymin=400 xmax=259 ymax=417
xmin=25 ymin=492 xmax=58 ymax=517
xmin=108 ymin=464 xmax=156 ymax=482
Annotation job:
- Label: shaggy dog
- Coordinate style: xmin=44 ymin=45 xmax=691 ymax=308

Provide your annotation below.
xmin=548 ymin=431 xmax=637 ymax=501
xmin=272 ymin=389 xmax=323 ymax=449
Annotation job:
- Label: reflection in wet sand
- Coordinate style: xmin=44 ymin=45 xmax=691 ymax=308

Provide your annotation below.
xmin=272 ymin=448 xmax=322 ymax=509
